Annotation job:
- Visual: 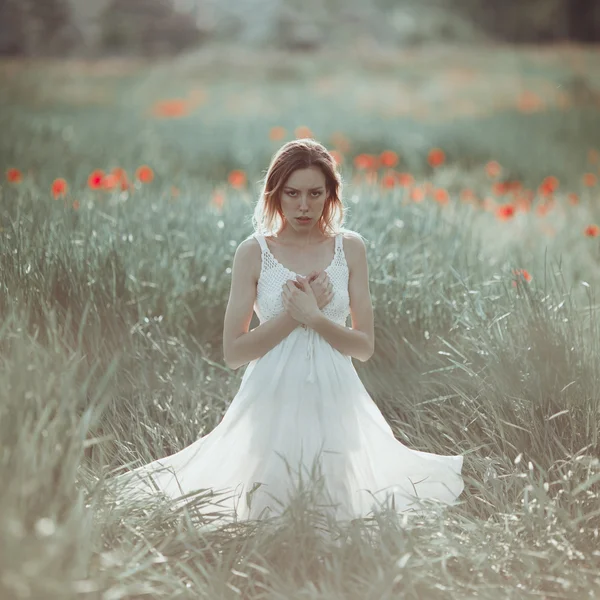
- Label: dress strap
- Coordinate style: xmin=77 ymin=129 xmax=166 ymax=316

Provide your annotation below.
xmin=335 ymin=233 xmax=342 ymax=253
xmin=253 ymin=233 xmax=268 ymax=253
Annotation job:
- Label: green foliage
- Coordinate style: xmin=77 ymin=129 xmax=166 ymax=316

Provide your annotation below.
xmin=98 ymin=0 xmax=207 ymax=56
xmin=2 ymin=49 xmax=600 ymax=597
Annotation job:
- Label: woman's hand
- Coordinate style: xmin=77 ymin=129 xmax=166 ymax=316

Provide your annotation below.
xmin=282 ymin=276 xmax=321 ymax=326
xmin=306 ymin=270 xmax=334 ymax=310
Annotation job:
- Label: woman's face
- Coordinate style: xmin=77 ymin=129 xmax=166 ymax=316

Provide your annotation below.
xmin=279 ymin=166 xmax=328 ymax=232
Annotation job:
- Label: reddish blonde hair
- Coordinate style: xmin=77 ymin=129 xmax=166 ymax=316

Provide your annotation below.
xmin=252 ymin=138 xmax=347 ymax=237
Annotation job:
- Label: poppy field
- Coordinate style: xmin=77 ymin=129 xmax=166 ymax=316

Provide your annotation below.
xmin=1 ymin=44 xmax=600 ymax=599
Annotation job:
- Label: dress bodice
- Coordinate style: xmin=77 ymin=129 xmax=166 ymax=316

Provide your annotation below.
xmin=252 ymin=232 xmax=350 ymax=327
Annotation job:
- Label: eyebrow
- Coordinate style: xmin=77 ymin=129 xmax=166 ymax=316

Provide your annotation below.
xmin=284 ymin=186 xmax=324 ymax=191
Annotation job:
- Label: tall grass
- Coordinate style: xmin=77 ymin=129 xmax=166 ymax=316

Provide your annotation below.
xmin=1 ymin=46 xmax=600 ymax=598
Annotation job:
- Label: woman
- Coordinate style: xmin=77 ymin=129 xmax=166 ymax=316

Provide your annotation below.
xmin=109 ymin=139 xmax=464 ymax=529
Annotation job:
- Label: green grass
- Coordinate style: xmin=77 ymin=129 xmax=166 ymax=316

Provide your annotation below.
xmin=1 ymin=44 xmax=600 ymax=599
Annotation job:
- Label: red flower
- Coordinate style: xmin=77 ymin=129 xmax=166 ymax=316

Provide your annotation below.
xmin=381 ymin=172 xmax=397 ymax=189
xmin=135 ymin=165 xmax=154 ymax=184
xmin=496 ymin=203 xmax=516 ymax=220
xmin=396 ymin=172 xmax=414 ymax=187
xmin=567 ymin=192 xmax=579 ymax=205
xmin=379 ymin=150 xmax=399 ymax=168
xmin=584 ymin=224 xmax=600 ymax=237
xmin=6 ymin=168 xmax=22 ymax=183
xmin=512 ymin=268 xmax=532 ymax=287
xmin=269 ymin=126 xmax=286 ymax=141
xmin=102 ymin=173 xmax=119 ymax=191
xmin=539 ymin=176 xmax=559 ymax=197
xmin=485 ymin=161 xmax=501 ymax=179
xmin=228 ymin=169 xmax=247 ymax=189
xmin=410 ymin=187 xmax=425 ymax=203
xmin=151 ymin=99 xmax=190 ymax=119
xmin=52 ymin=178 xmax=68 ymax=199
xmin=354 ymin=153 xmax=377 ymax=170
xmin=88 ymin=169 xmax=105 ymax=190
xmin=583 ymin=173 xmax=597 ymax=187
xmin=428 ymin=148 xmax=445 ymax=168
xmin=433 ymin=188 xmax=449 ymax=205
xmin=330 ymin=150 xmax=344 ymax=166
xmin=111 ymin=167 xmax=129 ymax=190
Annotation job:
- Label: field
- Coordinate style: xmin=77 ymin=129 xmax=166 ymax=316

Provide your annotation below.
xmin=2 ymin=42 xmax=600 ymax=599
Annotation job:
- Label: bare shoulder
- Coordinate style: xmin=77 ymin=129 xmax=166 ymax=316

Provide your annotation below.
xmin=234 ymin=235 xmax=262 ymax=285
xmin=341 ymin=230 xmax=369 ymax=272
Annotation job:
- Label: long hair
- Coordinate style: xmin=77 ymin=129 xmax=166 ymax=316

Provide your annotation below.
xmin=251 ymin=139 xmax=348 ymax=237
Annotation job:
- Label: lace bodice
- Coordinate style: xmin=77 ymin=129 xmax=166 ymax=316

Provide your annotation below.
xmin=252 ymin=233 xmax=350 ymax=327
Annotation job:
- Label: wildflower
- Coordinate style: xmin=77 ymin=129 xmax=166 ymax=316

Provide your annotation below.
xmin=135 ymin=165 xmax=154 ymax=184
xmin=379 ymin=150 xmax=399 ymax=168
xmin=295 ymin=126 xmax=313 ymax=139
xmin=397 ymin=173 xmax=414 ymax=187
xmin=330 ymin=150 xmax=344 ymax=166
xmin=269 ymin=126 xmax=286 ymax=141
xmin=52 ymin=178 xmax=68 ymax=199
xmin=151 ymin=99 xmax=189 ymax=119
xmin=427 ymin=148 xmax=445 ymax=168
xmin=228 ymin=170 xmax=247 ymax=189
xmin=583 ymin=173 xmax=597 ymax=187
xmin=433 ymin=188 xmax=449 ymax=205
xmin=512 ymin=269 xmax=532 ymax=287
xmin=584 ymin=224 xmax=599 ymax=237
xmin=485 ymin=161 xmax=501 ymax=179
xmin=381 ymin=172 xmax=396 ymax=189
xmin=496 ymin=203 xmax=516 ymax=220
xmin=6 ymin=168 xmax=22 ymax=183
xmin=88 ymin=169 xmax=105 ymax=190
xmin=354 ymin=154 xmax=377 ymax=170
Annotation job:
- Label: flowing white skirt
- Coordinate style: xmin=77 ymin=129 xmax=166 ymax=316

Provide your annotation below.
xmin=107 ymin=327 xmax=464 ymax=529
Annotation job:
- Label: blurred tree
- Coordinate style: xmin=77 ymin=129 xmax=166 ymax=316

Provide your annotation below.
xmin=99 ymin=0 xmax=207 ymax=56
xmin=0 ymin=0 xmax=80 ymax=56
xmin=567 ymin=0 xmax=600 ymax=41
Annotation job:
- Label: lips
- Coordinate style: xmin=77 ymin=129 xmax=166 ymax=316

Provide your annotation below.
xmin=297 ymin=217 xmax=311 ymax=221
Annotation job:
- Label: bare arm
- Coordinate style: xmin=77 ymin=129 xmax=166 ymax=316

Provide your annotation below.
xmin=223 ymin=239 xmax=299 ymax=370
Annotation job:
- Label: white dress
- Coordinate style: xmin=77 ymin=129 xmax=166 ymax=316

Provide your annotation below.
xmin=108 ymin=232 xmax=464 ymax=528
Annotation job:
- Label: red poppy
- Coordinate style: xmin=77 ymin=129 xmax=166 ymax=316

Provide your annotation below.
xmin=135 ymin=165 xmax=154 ymax=184
xmin=428 ymin=148 xmax=445 ymax=168
xmin=584 ymin=224 xmax=600 ymax=237
xmin=567 ymin=192 xmax=579 ymax=205
xmin=512 ymin=269 xmax=532 ymax=286
xmin=354 ymin=154 xmax=377 ymax=170
xmin=381 ymin=172 xmax=396 ymax=189
xmin=228 ymin=170 xmax=247 ymax=189
xmin=539 ymin=176 xmax=559 ymax=196
xmin=433 ymin=188 xmax=449 ymax=205
xmin=492 ymin=182 xmax=510 ymax=196
xmin=411 ymin=187 xmax=425 ymax=203
xmin=330 ymin=150 xmax=344 ymax=166
xmin=583 ymin=173 xmax=597 ymax=187
xmin=6 ymin=168 xmax=22 ymax=183
xmin=269 ymin=126 xmax=286 ymax=141
xmin=212 ymin=190 xmax=225 ymax=209
xmin=88 ymin=169 xmax=105 ymax=190
xmin=396 ymin=172 xmax=414 ymax=187
xmin=485 ymin=161 xmax=501 ymax=179
xmin=151 ymin=99 xmax=190 ymax=119
xmin=102 ymin=173 xmax=119 ymax=191
xmin=588 ymin=148 xmax=599 ymax=164
xmin=379 ymin=150 xmax=399 ymax=168
xmin=295 ymin=126 xmax=313 ymax=139
xmin=52 ymin=178 xmax=68 ymax=199
xmin=111 ymin=167 xmax=129 ymax=190
xmin=496 ymin=203 xmax=516 ymax=220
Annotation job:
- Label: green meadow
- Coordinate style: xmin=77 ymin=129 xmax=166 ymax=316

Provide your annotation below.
xmin=1 ymin=43 xmax=600 ymax=599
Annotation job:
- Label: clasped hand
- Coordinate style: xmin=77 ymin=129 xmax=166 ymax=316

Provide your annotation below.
xmin=281 ymin=270 xmax=334 ymax=327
